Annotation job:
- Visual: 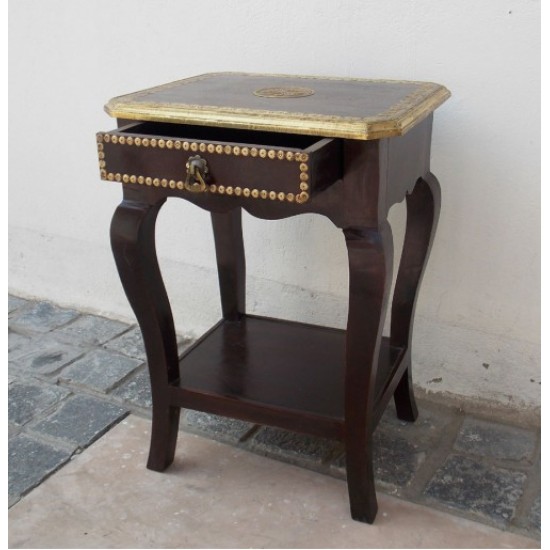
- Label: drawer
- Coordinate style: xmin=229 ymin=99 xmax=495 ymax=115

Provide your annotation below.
xmin=96 ymin=122 xmax=342 ymax=204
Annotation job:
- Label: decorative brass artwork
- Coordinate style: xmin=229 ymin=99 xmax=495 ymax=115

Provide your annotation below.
xmin=253 ymin=87 xmax=315 ymax=98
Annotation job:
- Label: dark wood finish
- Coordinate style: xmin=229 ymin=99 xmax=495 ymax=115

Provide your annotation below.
xmin=107 ymin=108 xmax=441 ymax=524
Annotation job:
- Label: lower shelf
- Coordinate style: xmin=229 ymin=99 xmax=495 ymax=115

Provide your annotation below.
xmin=172 ymin=315 xmax=405 ymax=440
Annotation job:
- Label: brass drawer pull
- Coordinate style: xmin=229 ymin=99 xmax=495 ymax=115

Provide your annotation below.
xmin=184 ymin=155 xmax=208 ymax=192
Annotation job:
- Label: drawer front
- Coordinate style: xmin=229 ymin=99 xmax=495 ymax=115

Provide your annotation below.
xmin=96 ymin=123 xmax=341 ymax=204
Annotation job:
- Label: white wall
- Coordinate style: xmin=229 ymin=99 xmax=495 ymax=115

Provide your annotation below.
xmin=9 ymin=1 xmax=540 ymax=412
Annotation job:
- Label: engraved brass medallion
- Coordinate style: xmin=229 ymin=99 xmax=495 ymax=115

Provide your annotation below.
xmin=253 ymin=86 xmax=315 ymax=98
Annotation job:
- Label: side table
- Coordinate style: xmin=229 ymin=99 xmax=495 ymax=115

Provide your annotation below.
xmin=97 ymin=72 xmax=450 ymax=524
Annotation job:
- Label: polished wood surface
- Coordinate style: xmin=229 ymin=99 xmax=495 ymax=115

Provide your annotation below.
xmin=106 ymin=76 xmax=444 ymax=524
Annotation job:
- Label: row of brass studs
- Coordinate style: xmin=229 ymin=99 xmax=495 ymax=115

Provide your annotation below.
xmin=100 ymin=170 xmax=310 ymax=203
xmin=97 ymin=133 xmax=309 ymax=163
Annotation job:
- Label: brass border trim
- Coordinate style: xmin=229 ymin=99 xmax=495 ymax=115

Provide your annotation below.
xmin=96 ymin=133 xmax=310 ymax=203
xmin=104 ymin=72 xmax=451 ymax=140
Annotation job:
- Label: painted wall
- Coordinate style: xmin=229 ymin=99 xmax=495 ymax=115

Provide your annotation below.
xmin=9 ymin=1 xmax=540 ymax=411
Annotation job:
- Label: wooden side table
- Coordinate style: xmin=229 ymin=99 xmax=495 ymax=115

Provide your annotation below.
xmin=97 ymin=73 xmax=450 ymax=524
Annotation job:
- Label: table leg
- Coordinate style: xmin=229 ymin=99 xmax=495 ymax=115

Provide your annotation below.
xmin=343 ymin=222 xmax=394 ymax=524
xmin=211 ymin=209 xmax=246 ymax=320
xmin=110 ymin=196 xmax=181 ymax=472
xmin=391 ymin=173 xmax=441 ymax=421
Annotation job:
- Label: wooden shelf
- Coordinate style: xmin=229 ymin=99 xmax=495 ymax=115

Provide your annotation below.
xmin=171 ymin=315 xmax=406 ymax=440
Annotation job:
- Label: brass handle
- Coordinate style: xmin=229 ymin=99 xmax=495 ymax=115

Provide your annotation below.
xmin=184 ymin=155 xmax=209 ymax=192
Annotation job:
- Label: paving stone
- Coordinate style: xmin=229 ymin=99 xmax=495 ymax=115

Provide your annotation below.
xmin=8 ymin=381 xmax=71 ymax=426
xmin=453 ymin=417 xmax=537 ymax=462
xmin=8 ymin=295 xmax=28 ymax=313
xmin=8 ymin=330 xmax=32 ymax=355
xmin=184 ymin=410 xmax=255 ymax=444
xmin=9 ymin=301 xmax=80 ymax=333
xmin=8 ymin=434 xmax=73 ymax=498
xmin=58 ymin=349 xmax=143 ymax=393
xmin=331 ymin=429 xmax=425 ymax=488
xmin=31 ymin=394 xmax=128 ymax=449
xmin=9 ymin=495 xmax=21 ymax=508
xmin=54 ymin=314 xmax=130 ymax=346
xmin=249 ymin=426 xmax=340 ymax=465
xmin=104 ymin=326 xmax=146 ymax=360
xmin=111 ymin=368 xmax=152 ymax=408
xmin=528 ymin=495 xmax=541 ymax=533
xmin=8 ymin=337 xmax=85 ymax=376
xmin=424 ymin=454 xmax=527 ymax=525
xmin=9 ymin=423 xmax=21 ymax=438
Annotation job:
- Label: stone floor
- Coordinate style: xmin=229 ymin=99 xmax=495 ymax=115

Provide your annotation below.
xmin=8 ymin=295 xmax=541 ymax=546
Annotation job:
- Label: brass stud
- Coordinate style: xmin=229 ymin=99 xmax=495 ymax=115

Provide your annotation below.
xmin=224 ymin=145 xmax=232 ymax=155
xmin=259 ymin=149 xmax=267 ymax=158
xmin=260 ymin=190 xmax=268 ymax=199
xmin=300 ymin=153 xmax=309 ymax=162
xmin=98 ymin=152 xmax=105 ymax=159
xmin=158 ymin=139 xmax=165 ymax=148
xmin=243 ymin=188 xmax=251 ymax=197
xmin=126 ymin=137 xmax=133 ymax=145
xmin=296 ymin=191 xmax=309 ymax=203
xmin=250 ymin=148 xmax=258 ymax=157
xmin=103 ymin=134 xmax=110 ymax=143
xmin=218 ymin=185 xmax=225 ymax=194
xmin=174 ymin=141 xmax=181 ymax=149
xmin=97 ymin=142 xmax=104 ymax=151
xmin=300 ymin=172 xmax=309 ymax=181
xmin=183 ymin=141 xmax=189 ymax=150
xmin=145 ymin=177 xmax=152 ymax=185
xmin=176 ymin=181 xmax=184 ymax=189
xmin=161 ymin=178 xmax=168 ymax=187
xmin=134 ymin=137 xmax=142 ymax=146
xmin=137 ymin=176 xmax=145 ymax=184
xmin=299 ymin=163 xmax=308 ymax=172
xmin=251 ymin=189 xmax=259 ymax=198
xmin=241 ymin=147 xmax=249 ymax=157
xmin=294 ymin=152 xmax=301 ymax=161
xmin=150 ymin=139 xmax=157 ymax=147
xmin=190 ymin=142 xmax=198 ymax=152
xmin=226 ymin=186 xmax=234 ymax=195
xmin=118 ymin=136 xmax=126 ymax=145
xmin=169 ymin=180 xmax=176 ymax=188
xmin=111 ymin=135 xmax=118 ymax=144
xmin=100 ymin=169 xmax=106 ymax=179
xmin=286 ymin=151 xmax=294 ymax=161
xmin=199 ymin=143 xmax=206 ymax=152
xmin=142 ymin=138 xmax=150 ymax=147
xmin=153 ymin=178 xmax=160 ymax=186
xmin=209 ymin=184 xmax=217 ymax=193
xmin=130 ymin=175 xmax=137 ymax=183
xmin=107 ymin=173 xmax=114 ymax=181
xmin=278 ymin=192 xmax=285 ymax=201
xmin=300 ymin=182 xmax=309 ymax=191
xmin=215 ymin=144 xmax=223 ymax=154
xmin=269 ymin=191 xmax=277 ymax=200
xmin=268 ymin=150 xmax=276 ymax=159
xmin=97 ymin=134 xmax=104 ymax=143
xmin=233 ymin=146 xmax=240 ymax=156
xmin=122 ymin=174 xmax=130 ymax=183
xmin=234 ymin=187 xmax=242 ymax=196
xmin=166 ymin=140 xmax=174 ymax=149
xmin=277 ymin=151 xmax=285 ymax=160
xmin=286 ymin=193 xmax=295 ymax=202
xmin=98 ymin=160 xmax=106 ymax=168
xmin=115 ymin=173 xmax=121 ymax=182
xmin=207 ymin=144 xmax=215 ymax=153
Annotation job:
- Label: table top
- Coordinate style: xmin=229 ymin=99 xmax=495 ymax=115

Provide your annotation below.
xmin=105 ymin=72 xmax=450 ymax=140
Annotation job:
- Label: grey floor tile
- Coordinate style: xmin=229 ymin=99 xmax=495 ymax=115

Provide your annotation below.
xmin=424 ymin=454 xmax=527 ymax=525
xmin=8 ymin=434 xmax=73 ymax=498
xmin=184 ymin=410 xmax=255 ymax=444
xmin=111 ymin=368 xmax=152 ymax=408
xmin=8 ymin=330 xmax=32 ymax=354
xmin=30 ymin=394 xmax=128 ymax=449
xmin=54 ymin=314 xmax=130 ymax=346
xmin=103 ymin=326 xmax=146 ymax=360
xmin=8 ymin=381 xmax=71 ymax=426
xmin=8 ymin=337 xmax=85 ymax=376
xmin=9 ymin=301 xmax=80 ymax=333
xmin=58 ymin=349 xmax=143 ymax=393
xmin=8 ymin=295 xmax=29 ymax=313
xmin=453 ymin=417 xmax=537 ymax=462
xmin=528 ymin=495 xmax=540 ymax=533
